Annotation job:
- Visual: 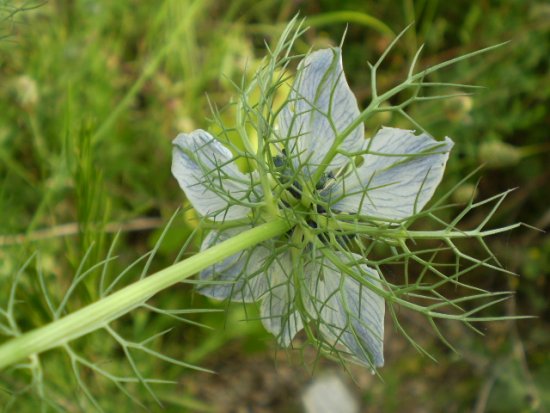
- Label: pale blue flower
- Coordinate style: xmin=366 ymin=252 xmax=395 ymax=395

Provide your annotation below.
xmin=172 ymin=48 xmax=453 ymax=367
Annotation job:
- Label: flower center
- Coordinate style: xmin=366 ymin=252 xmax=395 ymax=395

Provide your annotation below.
xmin=273 ymin=153 xmax=352 ymax=248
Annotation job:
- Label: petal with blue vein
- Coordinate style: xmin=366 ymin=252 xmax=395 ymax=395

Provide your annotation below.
xmin=304 ymin=251 xmax=385 ymax=367
xmin=278 ymin=48 xmax=364 ymax=175
xmin=197 ymin=227 xmax=270 ymax=302
xmin=172 ymin=130 xmax=261 ymax=221
xmin=260 ymin=252 xmax=304 ymax=346
xmin=325 ymin=127 xmax=453 ymax=220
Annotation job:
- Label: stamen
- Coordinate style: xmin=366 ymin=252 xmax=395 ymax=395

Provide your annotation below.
xmin=316 ymin=170 xmax=335 ymax=190
xmin=273 ymin=155 xmax=286 ymax=168
xmin=288 ymin=180 xmax=302 ymax=199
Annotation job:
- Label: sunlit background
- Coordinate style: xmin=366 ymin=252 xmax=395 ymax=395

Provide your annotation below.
xmin=0 ymin=1 xmax=548 ymax=412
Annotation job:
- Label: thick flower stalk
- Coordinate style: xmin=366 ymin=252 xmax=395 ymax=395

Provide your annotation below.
xmin=172 ymin=48 xmax=453 ymax=367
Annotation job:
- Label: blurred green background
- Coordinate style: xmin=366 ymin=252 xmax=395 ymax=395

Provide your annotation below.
xmin=0 ymin=0 xmax=548 ymax=412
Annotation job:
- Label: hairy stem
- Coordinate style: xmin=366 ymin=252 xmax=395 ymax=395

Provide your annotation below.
xmin=0 ymin=218 xmax=291 ymax=370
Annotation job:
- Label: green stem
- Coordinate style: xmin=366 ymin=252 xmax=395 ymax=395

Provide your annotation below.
xmin=316 ymin=216 xmax=520 ymax=239
xmin=0 ymin=218 xmax=291 ymax=370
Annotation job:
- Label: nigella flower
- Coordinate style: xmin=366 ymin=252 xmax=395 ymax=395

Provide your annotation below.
xmin=172 ymin=48 xmax=453 ymax=367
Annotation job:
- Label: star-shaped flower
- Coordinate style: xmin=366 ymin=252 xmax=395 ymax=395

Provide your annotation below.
xmin=172 ymin=48 xmax=453 ymax=367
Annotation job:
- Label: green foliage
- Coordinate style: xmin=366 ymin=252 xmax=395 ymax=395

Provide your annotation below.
xmin=0 ymin=1 xmax=548 ymax=412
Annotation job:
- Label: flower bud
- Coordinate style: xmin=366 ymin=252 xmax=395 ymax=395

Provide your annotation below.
xmin=12 ymin=75 xmax=39 ymax=111
xmin=175 ymin=116 xmax=196 ymax=132
xmin=452 ymin=183 xmax=478 ymax=204
xmin=444 ymin=94 xmax=473 ymax=122
xmin=479 ymin=141 xmax=521 ymax=169
xmin=366 ymin=102 xmax=392 ymax=129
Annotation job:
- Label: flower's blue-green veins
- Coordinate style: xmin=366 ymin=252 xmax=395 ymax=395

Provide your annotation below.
xmin=172 ymin=47 xmax=453 ymax=368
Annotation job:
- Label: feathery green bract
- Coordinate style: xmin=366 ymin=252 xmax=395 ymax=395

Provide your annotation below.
xmin=171 ymin=17 xmax=522 ymax=369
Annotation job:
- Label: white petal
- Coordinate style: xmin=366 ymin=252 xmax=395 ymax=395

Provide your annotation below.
xmin=326 ymin=127 xmax=453 ymax=220
xmin=304 ymin=252 xmax=385 ymax=367
xmin=197 ymin=227 xmax=270 ymax=302
xmin=279 ymin=48 xmax=364 ymax=175
xmin=260 ymin=252 xmax=304 ymax=346
xmin=172 ymin=130 xmax=261 ymax=221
